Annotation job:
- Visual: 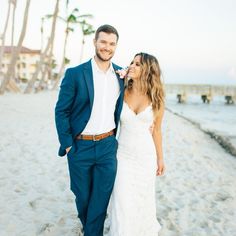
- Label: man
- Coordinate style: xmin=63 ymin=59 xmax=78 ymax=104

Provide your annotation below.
xmin=55 ymin=24 xmax=124 ymax=236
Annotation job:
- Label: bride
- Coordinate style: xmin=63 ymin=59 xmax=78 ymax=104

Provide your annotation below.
xmin=109 ymin=52 xmax=165 ymax=236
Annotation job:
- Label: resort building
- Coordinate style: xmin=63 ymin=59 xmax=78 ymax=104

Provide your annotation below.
xmin=0 ymin=46 xmax=41 ymax=81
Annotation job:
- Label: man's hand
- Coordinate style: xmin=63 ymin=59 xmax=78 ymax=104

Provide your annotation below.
xmin=66 ymin=146 xmax=72 ymax=154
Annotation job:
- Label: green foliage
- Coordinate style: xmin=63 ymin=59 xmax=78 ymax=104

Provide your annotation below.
xmin=68 ymin=14 xmax=77 ymax=23
xmin=64 ymin=57 xmax=70 ymax=65
xmin=79 ymin=20 xmax=95 ymax=36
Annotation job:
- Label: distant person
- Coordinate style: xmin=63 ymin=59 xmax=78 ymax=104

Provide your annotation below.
xmin=109 ymin=52 xmax=165 ymax=236
xmin=55 ymin=24 xmax=124 ymax=236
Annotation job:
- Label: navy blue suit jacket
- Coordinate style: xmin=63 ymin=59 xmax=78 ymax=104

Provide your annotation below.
xmin=55 ymin=59 xmax=124 ymax=157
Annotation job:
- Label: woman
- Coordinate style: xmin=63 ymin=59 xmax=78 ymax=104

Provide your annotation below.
xmin=109 ymin=52 xmax=165 ymax=235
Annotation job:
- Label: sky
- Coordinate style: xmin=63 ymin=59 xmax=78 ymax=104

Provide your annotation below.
xmin=1 ymin=0 xmax=236 ymax=84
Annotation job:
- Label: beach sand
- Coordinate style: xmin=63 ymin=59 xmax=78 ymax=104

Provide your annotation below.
xmin=0 ymin=92 xmax=235 ymax=236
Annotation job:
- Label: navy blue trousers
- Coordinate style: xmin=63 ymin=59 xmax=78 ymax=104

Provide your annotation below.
xmin=67 ymin=135 xmax=118 ymax=236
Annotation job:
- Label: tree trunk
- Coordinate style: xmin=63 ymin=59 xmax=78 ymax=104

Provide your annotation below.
xmin=79 ymin=37 xmax=85 ymax=63
xmin=24 ymin=0 xmax=60 ymax=94
xmin=40 ymin=17 xmax=44 ymax=52
xmin=11 ymin=0 xmax=17 ymax=47
xmin=10 ymin=0 xmax=17 ymax=81
xmin=0 ymin=1 xmax=11 ymax=74
xmin=52 ymin=23 xmax=69 ymax=90
xmin=35 ymin=64 xmax=47 ymax=92
xmin=0 ymin=0 xmax=31 ymax=94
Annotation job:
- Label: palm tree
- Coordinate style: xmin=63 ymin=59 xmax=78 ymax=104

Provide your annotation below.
xmin=40 ymin=0 xmax=70 ymax=92
xmin=10 ymin=0 xmax=17 ymax=81
xmin=11 ymin=0 xmax=17 ymax=47
xmin=36 ymin=58 xmax=57 ymax=92
xmin=52 ymin=8 xmax=78 ymax=90
xmin=40 ymin=17 xmax=45 ymax=52
xmin=52 ymin=8 xmax=93 ymax=90
xmin=0 ymin=0 xmax=31 ymax=94
xmin=79 ymin=20 xmax=95 ymax=63
xmin=24 ymin=0 xmax=60 ymax=94
xmin=0 ymin=0 xmax=12 ymax=75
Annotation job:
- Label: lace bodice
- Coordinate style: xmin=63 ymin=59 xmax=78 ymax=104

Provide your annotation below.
xmin=117 ymin=102 xmax=156 ymax=155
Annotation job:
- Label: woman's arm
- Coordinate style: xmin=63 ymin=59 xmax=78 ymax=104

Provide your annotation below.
xmin=152 ymin=104 xmax=165 ymax=176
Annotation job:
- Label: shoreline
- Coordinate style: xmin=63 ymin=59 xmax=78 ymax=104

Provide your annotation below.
xmin=166 ymin=107 xmax=236 ymax=158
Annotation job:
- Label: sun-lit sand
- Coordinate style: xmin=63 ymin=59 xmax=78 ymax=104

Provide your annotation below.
xmin=0 ymin=91 xmax=235 ymax=236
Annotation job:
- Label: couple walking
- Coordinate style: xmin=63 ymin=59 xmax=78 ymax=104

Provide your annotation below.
xmin=55 ymin=24 xmax=165 ymax=236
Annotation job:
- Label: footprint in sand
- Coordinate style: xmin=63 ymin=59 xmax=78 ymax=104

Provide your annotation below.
xmin=37 ymin=223 xmax=56 ymax=235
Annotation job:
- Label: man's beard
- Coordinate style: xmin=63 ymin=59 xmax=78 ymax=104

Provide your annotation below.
xmin=95 ymin=49 xmax=113 ymax=62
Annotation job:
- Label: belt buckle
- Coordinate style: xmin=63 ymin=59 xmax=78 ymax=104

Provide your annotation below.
xmin=93 ymin=135 xmax=100 ymax=141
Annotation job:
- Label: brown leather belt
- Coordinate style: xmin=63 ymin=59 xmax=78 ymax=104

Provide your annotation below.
xmin=76 ymin=130 xmax=114 ymax=141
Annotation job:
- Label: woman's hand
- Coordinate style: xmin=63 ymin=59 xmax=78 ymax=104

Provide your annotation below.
xmin=156 ymin=159 xmax=165 ymax=176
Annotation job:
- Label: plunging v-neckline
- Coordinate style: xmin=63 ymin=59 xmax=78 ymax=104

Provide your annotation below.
xmin=124 ymin=101 xmax=151 ymax=116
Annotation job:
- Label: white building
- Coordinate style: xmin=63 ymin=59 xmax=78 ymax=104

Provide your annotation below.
xmin=1 ymin=46 xmax=41 ymax=81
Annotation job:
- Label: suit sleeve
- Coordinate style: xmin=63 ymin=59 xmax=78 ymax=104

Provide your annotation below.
xmin=55 ymin=68 xmax=75 ymax=156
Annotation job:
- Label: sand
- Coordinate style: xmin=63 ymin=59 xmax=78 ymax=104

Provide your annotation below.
xmin=0 ymin=91 xmax=235 ymax=236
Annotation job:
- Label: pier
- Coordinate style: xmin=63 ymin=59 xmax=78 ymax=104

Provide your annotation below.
xmin=164 ymin=84 xmax=236 ymax=104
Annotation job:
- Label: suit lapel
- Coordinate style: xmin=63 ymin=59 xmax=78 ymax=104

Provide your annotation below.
xmin=83 ymin=60 xmax=94 ymax=109
xmin=112 ymin=63 xmax=124 ymax=92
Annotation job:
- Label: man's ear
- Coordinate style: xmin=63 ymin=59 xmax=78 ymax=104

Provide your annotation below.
xmin=93 ymin=39 xmax=96 ymax=47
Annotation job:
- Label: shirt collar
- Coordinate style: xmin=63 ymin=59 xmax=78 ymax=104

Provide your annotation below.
xmin=92 ymin=57 xmax=115 ymax=75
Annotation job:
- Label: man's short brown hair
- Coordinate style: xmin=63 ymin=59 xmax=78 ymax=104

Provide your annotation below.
xmin=95 ymin=24 xmax=119 ymax=41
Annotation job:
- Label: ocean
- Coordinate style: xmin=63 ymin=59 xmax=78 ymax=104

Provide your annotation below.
xmin=166 ymin=94 xmax=236 ymax=157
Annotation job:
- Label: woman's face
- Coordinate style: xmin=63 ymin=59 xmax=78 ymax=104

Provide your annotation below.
xmin=127 ymin=55 xmax=141 ymax=80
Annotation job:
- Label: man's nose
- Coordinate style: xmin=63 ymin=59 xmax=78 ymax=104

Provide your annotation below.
xmin=103 ymin=44 xmax=110 ymax=51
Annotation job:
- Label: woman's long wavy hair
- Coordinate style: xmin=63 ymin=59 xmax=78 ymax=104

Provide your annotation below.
xmin=126 ymin=52 xmax=165 ymax=116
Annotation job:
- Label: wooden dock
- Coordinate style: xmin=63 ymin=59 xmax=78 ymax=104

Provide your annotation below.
xmin=164 ymin=84 xmax=236 ymax=104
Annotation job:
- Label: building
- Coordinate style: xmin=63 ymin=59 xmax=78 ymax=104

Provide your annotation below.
xmin=0 ymin=46 xmax=41 ymax=81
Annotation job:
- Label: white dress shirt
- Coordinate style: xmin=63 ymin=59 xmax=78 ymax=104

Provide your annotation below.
xmin=81 ymin=58 xmax=120 ymax=135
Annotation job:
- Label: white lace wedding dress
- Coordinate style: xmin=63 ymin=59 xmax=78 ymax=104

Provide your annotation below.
xmin=108 ymin=102 xmax=161 ymax=236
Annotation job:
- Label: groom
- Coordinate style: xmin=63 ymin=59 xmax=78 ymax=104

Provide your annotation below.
xmin=55 ymin=24 xmax=124 ymax=236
